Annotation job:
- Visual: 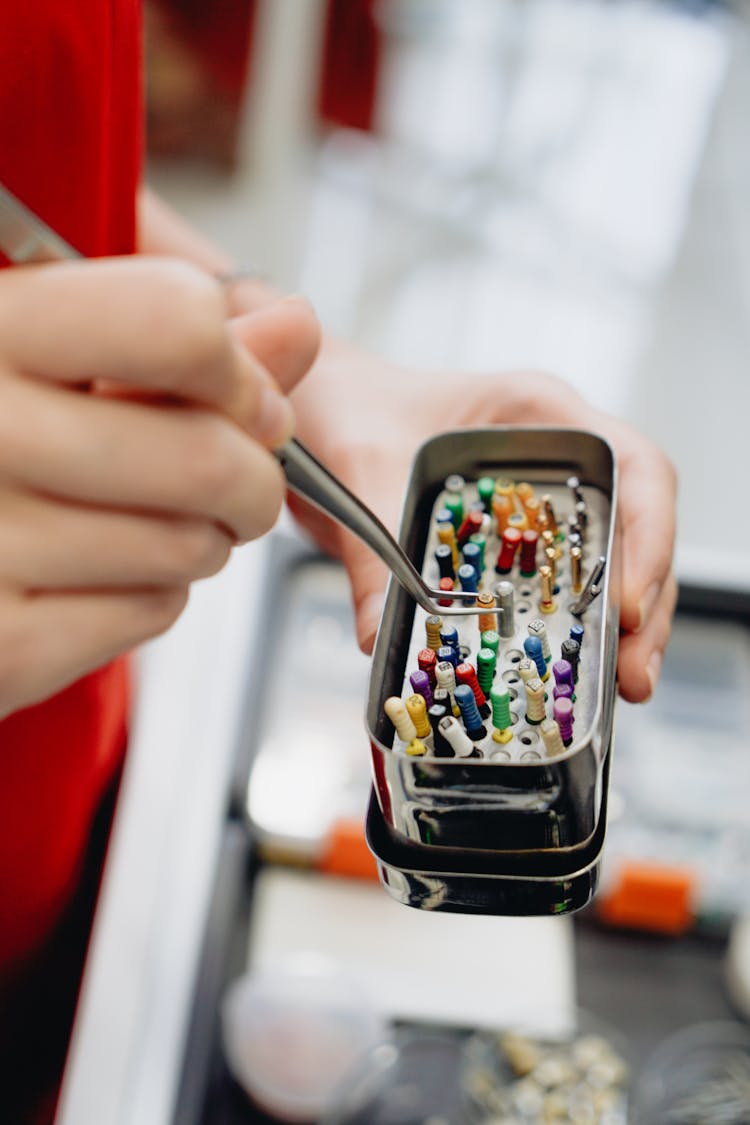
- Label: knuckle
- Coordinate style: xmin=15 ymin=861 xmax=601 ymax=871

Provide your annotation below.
xmin=0 ymin=370 xmax=35 ymax=464
xmin=0 ymin=606 xmax=37 ymax=716
xmin=152 ymin=258 xmax=223 ymax=316
xmin=179 ymin=418 xmax=288 ymax=543
xmin=248 ymin=464 xmax=285 ymax=540
xmin=148 ymin=262 xmax=228 ymax=381
xmin=143 ymin=586 xmax=190 ymax=637
xmin=172 ymin=523 xmax=232 ymax=580
xmin=226 ymin=453 xmax=285 ymax=544
xmin=184 ymin=418 xmax=238 ymax=507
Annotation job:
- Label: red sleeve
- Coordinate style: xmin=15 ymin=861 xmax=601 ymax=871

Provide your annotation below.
xmin=0 ymin=0 xmax=143 ymax=258
xmin=0 ymin=0 xmax=142 ymax=974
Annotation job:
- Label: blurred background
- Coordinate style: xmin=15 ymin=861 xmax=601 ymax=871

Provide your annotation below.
xmin=146 ymin=0 xmax=748 ymax=582
xmin=60 ymin=3 xmax=750 ymax=1123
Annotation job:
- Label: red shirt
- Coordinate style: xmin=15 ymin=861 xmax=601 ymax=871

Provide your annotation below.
xmin=0 ymin=0 xmax=142 ymax=974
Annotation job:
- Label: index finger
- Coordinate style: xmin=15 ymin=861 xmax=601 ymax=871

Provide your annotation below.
xmin=0 ymin=257 xmax=263 ymax=419
xmin=616 ymin=433 xmax=677 ymax=634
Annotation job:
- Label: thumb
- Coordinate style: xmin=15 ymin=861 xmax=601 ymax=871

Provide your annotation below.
xmin=228 ymin=296 xmax=320 ymax=395
xmin=286 ymin=491 xmax=389 ymax=652
xmin=339 ymin=534 xmax=389 ymax=653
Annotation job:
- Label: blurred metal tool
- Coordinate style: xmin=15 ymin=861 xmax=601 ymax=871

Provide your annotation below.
xmin=570 ymin=555 xmax=606 ymax=616
xmin=276 ymin=439 xmax=481 ymax=617
xmin=0 ymin=180 xmax=479 ymax=618
xmin=0 ymin=181 xmax=81 ymax=263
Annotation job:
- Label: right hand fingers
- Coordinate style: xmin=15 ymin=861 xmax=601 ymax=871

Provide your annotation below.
xmin=0 ymin=260 xmax=325 ymax=717
xmin=617 ymin=571 xmax=678 ymax=703
xmin=0 ymin=489 xmax=235 ymax=588
xmin=0 ymin=369 xmax=287 ymax=542
xmin=0 ymin=586 xmax=190 ymax=718
xmin=0 ymin=257 xmax=295 ymax=443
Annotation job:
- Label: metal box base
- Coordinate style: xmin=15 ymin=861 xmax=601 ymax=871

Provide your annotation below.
xmin=365 ymin=751 xmax=611 ymax=917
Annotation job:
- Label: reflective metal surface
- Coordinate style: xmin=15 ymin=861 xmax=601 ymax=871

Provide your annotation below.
xmin=365 ymin=427 xmax=620 ymax=915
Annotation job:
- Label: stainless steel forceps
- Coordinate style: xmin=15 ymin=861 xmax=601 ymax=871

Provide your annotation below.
xmin=277 ymin=439 xmax=481 ymax=617
xmin=0 ymin=180 xmax=479 ymax=617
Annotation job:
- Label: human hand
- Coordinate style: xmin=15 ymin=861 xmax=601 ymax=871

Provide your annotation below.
xmin=0 ymin=257 xmax=319 ymax=717
xmin=286 ymin=346 xmax=676 ymax=704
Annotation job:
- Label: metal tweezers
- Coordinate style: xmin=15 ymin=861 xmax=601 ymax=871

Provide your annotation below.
xmin=277 ymin=441 xmax=482 ymax=616
xmin=0 ymin=181 xmax=481 ymax=617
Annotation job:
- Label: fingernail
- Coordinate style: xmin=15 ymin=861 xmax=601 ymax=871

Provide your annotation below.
xmin=645 ymin=649 xmax=663 ymax=699
xmin=257 ymin=386 xmax=295 ymax=447
xmin=636 ymin=582 xmax=660 ymax=634
xmin=357 ymin=591 xmax=385 ymax=653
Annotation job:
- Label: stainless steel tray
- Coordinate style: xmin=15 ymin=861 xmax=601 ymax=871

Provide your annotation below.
xmin=365 ymin=427 xmax=620 ymax=915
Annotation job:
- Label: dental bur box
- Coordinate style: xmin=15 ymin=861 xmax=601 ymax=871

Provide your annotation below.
xmin=365 ymin=428 xmax=620 ymax=916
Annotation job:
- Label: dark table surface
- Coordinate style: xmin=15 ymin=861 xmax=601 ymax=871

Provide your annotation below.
xmin=185 ymin=866 xmax=741 ymax=1124
xmin=575 ymin=909 xmax=736 ymax=1072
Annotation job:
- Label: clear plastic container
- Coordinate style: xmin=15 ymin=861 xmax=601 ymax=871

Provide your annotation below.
xmin=323 ymin=1014 xmax=630 ymax=1124
xmin=221 ymin=955 xmax=389 ymax=1123
xmin=632 ymin=1020 xmax=750 ymax=1124
xmin=322 ymin=1027 xmax=476 ymax=1125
